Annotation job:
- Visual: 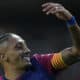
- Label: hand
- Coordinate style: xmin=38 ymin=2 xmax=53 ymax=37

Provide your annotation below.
xmin=42 ymin=2 xmax=73 ymax=21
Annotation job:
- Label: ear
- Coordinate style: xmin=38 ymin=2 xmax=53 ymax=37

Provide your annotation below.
xmin=0 ymin=53 xmax=5 ymax=63
xmin=0 ymin=53 xmax=8 ymax=64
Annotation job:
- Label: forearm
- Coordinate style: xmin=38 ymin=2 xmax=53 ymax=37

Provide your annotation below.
xmin=69 ymin=23 xmax=80 ymax=50
xmin=60 ymin=18 xmax=80 ymax=66
xmin=65 ymin=16 xmax=80 ymax=56
xmin=51 ymin=18 xmax=80 ymax=70
xmin=42 ymin=2 xmax=80 ymax=70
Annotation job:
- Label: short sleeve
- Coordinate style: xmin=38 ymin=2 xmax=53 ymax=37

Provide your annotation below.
xmin=33 ymin=53 xmax=54 ymax=74
xmin=33 ymin=52 xmax=68 ymax=72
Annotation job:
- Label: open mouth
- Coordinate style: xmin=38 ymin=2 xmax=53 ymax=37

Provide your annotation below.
xmin=20 ymin=52 xmax=31 ymax=62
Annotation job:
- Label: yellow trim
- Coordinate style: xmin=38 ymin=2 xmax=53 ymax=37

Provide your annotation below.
xmin=51 ymin=52 xmax=68 ymax=69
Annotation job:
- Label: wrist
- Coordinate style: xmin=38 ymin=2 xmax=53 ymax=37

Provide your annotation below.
xmin=66 ymin=16 xmax=76 ymax=27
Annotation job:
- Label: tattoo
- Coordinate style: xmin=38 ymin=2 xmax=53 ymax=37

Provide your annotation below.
xmin=61 ymin=47 xmax=79 ymax=65
xmin=60 ymin=23 xmax=80 ymax=66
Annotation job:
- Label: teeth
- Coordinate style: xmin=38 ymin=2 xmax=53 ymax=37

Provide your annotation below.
xmin=23 ymin=57 xmax=30 ymax=61
xmin=19 ymin=53 xmax=31 ymax=62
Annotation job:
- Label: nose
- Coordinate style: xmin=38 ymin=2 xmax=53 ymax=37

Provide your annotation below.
xmin=23 ymin=48 xmax=31 ymax=57
xmin=24 ymin=47 xmax=31 ymax=53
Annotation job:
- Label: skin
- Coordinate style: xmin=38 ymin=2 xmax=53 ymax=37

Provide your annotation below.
xmin=5 ymin=34 xmax=31 ymax=65
xmin=0 ymin=33 xmax=31 ymax=80
xmin=0 ymin=2 xmax=80 ymax=80
xmin=42 ymin=2 xmax=80 ymax=56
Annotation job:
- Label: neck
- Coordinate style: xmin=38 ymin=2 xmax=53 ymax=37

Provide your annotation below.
xmin=3 ymin=62 xmax=25 ymax=80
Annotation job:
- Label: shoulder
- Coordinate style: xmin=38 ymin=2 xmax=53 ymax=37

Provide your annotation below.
xmin=32 ymin=53 xmax=55 ymax=73
xmin=32 ymin=53 xmax=54 ymax=62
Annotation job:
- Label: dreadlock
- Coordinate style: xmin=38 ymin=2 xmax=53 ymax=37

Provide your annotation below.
xmin=0 ymin=33 xmax=10 ymax=43
xmin=0 ymin=32 xmax=12 ymax=54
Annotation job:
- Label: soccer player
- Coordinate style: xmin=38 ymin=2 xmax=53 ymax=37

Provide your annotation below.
xmin=0 ymin=2 xmax=79 ymax=80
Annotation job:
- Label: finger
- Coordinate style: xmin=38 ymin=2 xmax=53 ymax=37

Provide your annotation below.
xmin=51 ymin=7 xmax=63 ymax=14
xmin=42 ymin=3 xmax=57 ymax=8
xmin=42 ymin=3 xmax=50 ymax=7
xmin=42 ymin=5 xmax=52 ymax=12
xmin=46 ymin=7 xmax=56 ymax=15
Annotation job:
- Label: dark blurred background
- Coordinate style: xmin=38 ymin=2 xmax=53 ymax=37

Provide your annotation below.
xmin=0 ymin=0 xmax=80 ymax=80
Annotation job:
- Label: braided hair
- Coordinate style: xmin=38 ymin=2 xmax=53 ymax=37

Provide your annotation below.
xmin=0 ymin=33 xmax=10 ymax=43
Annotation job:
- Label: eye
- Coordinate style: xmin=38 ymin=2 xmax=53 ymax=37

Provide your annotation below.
xmin=15 ymin=42 xmax=24 ymax=50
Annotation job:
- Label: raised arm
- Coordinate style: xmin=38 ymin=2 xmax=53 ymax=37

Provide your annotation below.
xmin=42 ymin=2 xmax=80 ymax=69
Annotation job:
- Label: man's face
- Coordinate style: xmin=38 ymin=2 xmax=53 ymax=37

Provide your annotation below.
xmin=6 ymin=34 xmax=31 ymax=68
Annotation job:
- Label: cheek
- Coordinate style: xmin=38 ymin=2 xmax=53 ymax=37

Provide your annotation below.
xmin=6 ymin=47 xmax=25 ymax=59
xmin=6 ymin=50 xmax=19 ymax=58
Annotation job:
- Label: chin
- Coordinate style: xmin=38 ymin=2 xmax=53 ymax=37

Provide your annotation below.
xmin=17 ymin=62 xmax=32 ymax=70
